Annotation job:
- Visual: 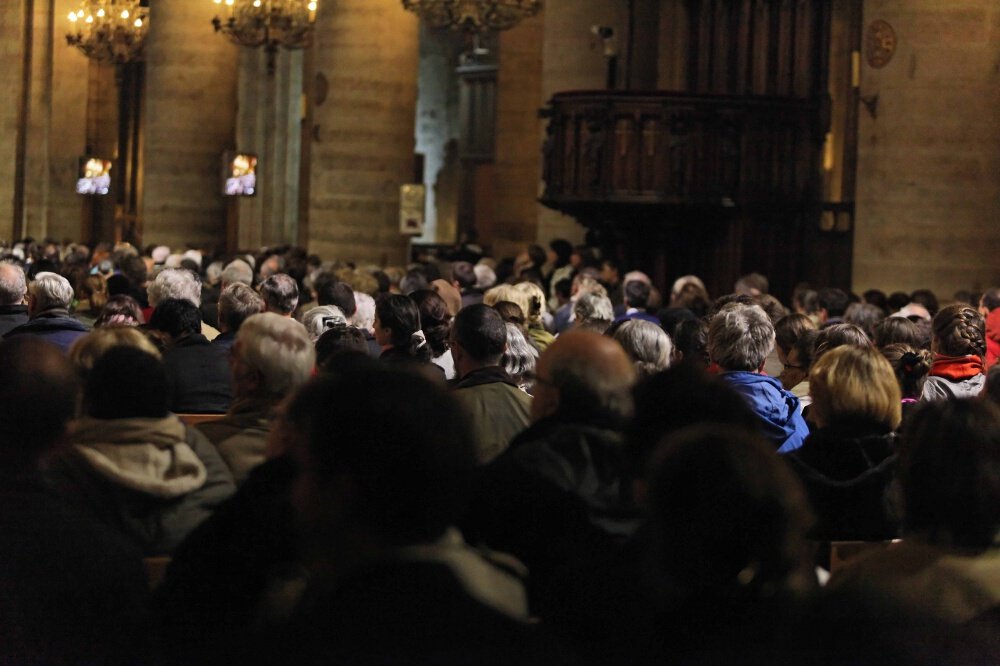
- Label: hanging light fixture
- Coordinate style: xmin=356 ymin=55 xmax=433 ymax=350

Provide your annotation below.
xmin=212 ymin=0 xmax=318 ymax=73
xmin=402 ymin=0 xmax=541 ymax=33
xmin=66 ymin=0 xmax=149 ymax=64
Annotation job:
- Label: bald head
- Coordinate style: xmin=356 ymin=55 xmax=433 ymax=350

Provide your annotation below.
xmin=0 ymin=338 xmax=79 ymax=468
xmin=0 ymin=262 xmax=26 ymax=306
xmin=532 ymin=330 xmax=636 ymax=423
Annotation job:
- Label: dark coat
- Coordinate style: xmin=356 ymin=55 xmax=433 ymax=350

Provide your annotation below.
xmin=4 ymin=309 xmax=89 ymax=352
xmin=163 ymin=333 xmax=233 ymax=413
xmin=461 ymin=414 xmax=640 ymax=608
xmin=0 ymin=304 xmax=29 ymax=337
xmin=0 ymin=473 xmax=153 ymax=663
xmin=786 ymin=421 xmax=900 ymax=542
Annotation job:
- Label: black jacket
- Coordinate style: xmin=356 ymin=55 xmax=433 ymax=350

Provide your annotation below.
xmin=0 ymin=304 xmax=29 ymax=337
xmin=786 ymin=421 xmax=900 ymax=542
xmin=163 ymin=333 xmax=233 ymax=413
xmin=4 ymin=309 xmax=90 ymax=351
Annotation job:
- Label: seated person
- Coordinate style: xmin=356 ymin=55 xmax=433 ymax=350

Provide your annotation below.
xmin=709 ymin=303 xmax=809 ymax=453
xmin=45 ymin=346 xmax=235 ymax=555
xmin=149 ymin=298 xmax=233 ymax=413
xmin=213 ymin=282 xmax=264 ymax=353
xmin=922 ymin=304 xmax=987 ymax=400
xmin=5 ymin=272 xmax=89 ymax=351
xmin=0 ymin=338 xmax=152 ymax=662
xmin=198 ymin=313 xmax=315 ymax=484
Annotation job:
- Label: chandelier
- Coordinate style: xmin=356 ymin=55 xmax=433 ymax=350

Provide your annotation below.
xmin=66 ymin=0 xmax=149 ymax=64
xmin=402 ymin=0 xmax=541 ymax=33
xmin=212 ymin=0 xmax=318 ymax=72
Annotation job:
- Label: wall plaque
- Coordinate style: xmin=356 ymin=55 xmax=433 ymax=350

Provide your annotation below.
xmin=865 ymin=20 xmax=897 ymax=68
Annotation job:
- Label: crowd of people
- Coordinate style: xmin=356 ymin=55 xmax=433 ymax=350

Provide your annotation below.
xmin=1 ymin=236 xmax=1000 ymax=662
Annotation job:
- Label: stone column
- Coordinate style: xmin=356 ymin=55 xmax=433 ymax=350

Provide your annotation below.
xmin=0 ymin=1 xmax=26 ymax=241
xmin=142 ymin=0 xmax=238 ymax=250
xmin=306 ymin=0 xmax=419 ymax=266
xmin=535 ymin=0 xmax=630 ymax=246
xmin=234 ymin=47 xmax=304 ymax=250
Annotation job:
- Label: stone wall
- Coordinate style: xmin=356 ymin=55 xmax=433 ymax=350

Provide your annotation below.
xmin=306 ymin=0 xmax=418 ymax=266
xmin=0 ymin=2 xmax=24 ymax=241
xmin=853 ymin=0 xmax=1000 ymax=296
xmin=142 ymin=0 xmax=238 ymax=250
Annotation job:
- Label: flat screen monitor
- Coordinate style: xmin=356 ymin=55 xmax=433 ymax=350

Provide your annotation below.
xmin=223 ymin=152 xmax=257 ymax=197
xmin=76 ymin=157 xmax=112 ymax=195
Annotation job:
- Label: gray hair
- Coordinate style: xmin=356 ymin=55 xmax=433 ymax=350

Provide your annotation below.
xmin=300 ymin=305 xmax=348 ymax=341
xmin=236 ymin=313 xmax=315 ymax=398
xmin=147 ymin=268 xmax=201 ymax=308
xmin=352 ymin=291 xmax=375 ymax=334
xmin=0 ymin=262 xmax=27 ymax=306
xmin=574 ymin=293 xmax=614 ymax=333
xmin=219 ymin=282 xmax=264 ymax=334
xmin=613 ymin=319 xmax=673 ymax=377
xmin=30 ymin=272 xmax=74 ymax=311
xmin=708 ymin=303 xmax=775 ymax=372
xmin=221 ymin=259 xmax=254 ymax=287
xmin=501 ymin=322 xmax=537 ymax=386
xmin=259 ymin=273 xmax=299 ymax=315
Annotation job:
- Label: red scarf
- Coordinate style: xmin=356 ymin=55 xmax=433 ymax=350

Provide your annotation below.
xmin=929 ymin=355 xmax=984 ymax=381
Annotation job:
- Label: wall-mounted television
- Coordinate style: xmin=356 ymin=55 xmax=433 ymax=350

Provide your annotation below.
xmin=76 ymin=156 xmax=112 ymax=195
xmin=223 ymin=152 xmax=257 ymax=197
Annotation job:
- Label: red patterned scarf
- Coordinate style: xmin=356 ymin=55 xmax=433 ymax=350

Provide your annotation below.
xmin=929 ymin=354 xmax=984 ymax=381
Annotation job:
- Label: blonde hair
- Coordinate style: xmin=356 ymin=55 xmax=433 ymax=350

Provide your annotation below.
xmin=484 ymin=284 xmax=532 ymax=321
xmin=809 ymin=345 xmax=901 ymax=430
xmin=69 ymin=327 xmax=161 ymax=375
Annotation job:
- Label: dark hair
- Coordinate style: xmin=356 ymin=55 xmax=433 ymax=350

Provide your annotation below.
xmin=410 ymin=289 xmax=451 ymax=357
xmin=149 ymin=298 xmax=202 ymax=338
xmin=314 ymin=273 xmax=357 ymax=316
xmin=790 ymin=329 xmax=820 ymax=372
xmin=881 ymin=343 xmax=932 ymax=400
xmin=873 ymin=317 xmax=921 ymax=349
xmin=624 ymin=280 xmax=651 ymax=309
xmin=648 ymin=425 xmax=814 ymax=603
xmin=711 ymin=293 xmax=755 ymax=317
xmin=452 ymin=262 xmax=476 ymax=290
xmin=932 ymin=304 xmax=985 ymax=358
xmin=814 ymin=323 xmax=871 ymax=360
xmin=219 ymin=283 xmax=263 ymax=333
xmin=774 ymin=313 xmax=816 ymax=356
xmin=119 ymin=254 xmax=147 ymax=286
xmin=86 ymin=346 xmax=169 ymax=419
xmin=315 ymin=325 xmax=368 ymax=368
xmin=259 ymin=273 xmax=299 ymax=315
xmin=672 ymin=318 xmax=710 ymax=367
xmin=887 ymin=291 xmax=910 ymax=313
xmin=526 ymin=244 xmax=547 ymax=270
xmin=862 ymin=289 xmax=888 ymax=314
xmin=95 ymin=294 xmax=144 ymax=327
xmin=549 ymin=239 xmax=572 ymax=267
xmin=554 ymin=278 xmax=572 ymax=300
xmin=671 ymin=283 xmax=711 ymax=318
xmin=981 ymin=288 xmax=1000 ymax=313
xmin=909 ymin=289 xmax=939 ymax=318
xmin=399 ymin=268 xmax=429 ymax=295
xmin=901 ymin=400 xmax=1000 ymax=549
xmin=493 ymin=301 xmax=526 ymax=330
xmin=817 ymin=288 xmax=849 ymax=318
xmin=792 ymin=286 xmax=819 ymax=316
xmin=453 ymin=304 xmax=506 ymax=364
xmin=286 ymin=367 xmax=475 ymax=546
xmin=0 ymin=338 xmax=78 ymax=467
xmin=844 ymin=302 xmax=885 ymax=341
xmin=375 ymin=294 xmax=431 ymax=361
xmin=628 ymin=363 xmax=760 ymax=479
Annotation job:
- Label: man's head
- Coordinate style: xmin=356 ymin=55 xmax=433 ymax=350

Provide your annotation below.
xmin=452 ymin=261 xmax=476 ymax=290
xmin=450 ymin=304 xmax=507 ymax=375
xmin=85 ymin=346 xmax=169 ymax=419
xmin=599 ymin=258 xmax=621 ymax=286
xmin=232 ymin=313 xmax=315 ymax=401
xmin=313 ymin=272 xmax=357 ymax=316
xmin=531 ymin=329 xmax=637 ymax=423
xmin=220 ymin=259 xmax=254 ymax=289
xmin=287 ymin=363 xmax=475 ymax=555
xmin=734 ymin=272 xmax=769 ymax=297
xmin=0 ymin=262 xmax=27 ymax=307
xmin=708 ymin=303 xmax=775 ymax=372
xmin=624 ymin=279 xmax=651 ymax=310
xmin=218 ymin=282 xmax=264 ymax=334
xmin=148 ymin=298 xmax=202 ymax=340
xmin=981 ymin=287 xmax=1000 ymax=316
xmin=817 ymin=287 xmax=849 ymax=322
xmin=28 ymin=272 xmax=74 ymax=315
xmin=0 ymin=338 xmax=78 ymax=469
xmin=259 ymin=273 xmax=299 ymax=317
xmin=573 ymin=292 xmax=614 ymax=334
xmin=147 ymin=268 xmax=201 ymax=308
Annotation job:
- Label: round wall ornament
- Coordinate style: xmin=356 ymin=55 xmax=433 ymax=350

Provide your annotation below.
xmin=865 ymin=19 xmax=896 ymax=68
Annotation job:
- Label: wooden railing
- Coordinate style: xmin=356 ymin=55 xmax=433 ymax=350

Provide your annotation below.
xmin=539 ymin=90 xmax=825 ymax=217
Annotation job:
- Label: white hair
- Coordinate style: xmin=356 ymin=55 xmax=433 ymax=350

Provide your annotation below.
xmin=613 ymin=319 xmax=673 ymax=377
xmin=30 ymin=271 xmax=74 ymax=311
xmin=221 ymin=260 xmax=253 ymax=287
xmin=299 ymin=305 xmax=347 ymax=341
xmin=205 ymin=261 xmax=224 ymax=286
xmin=473 ymin=264 xmax=497 ymax=290
xmin=151 ymin=245 xmax=171 ymax=264
xmin=671 ymin=274 xmax=706 ymax=297
xmin=236 ymin=313 xmax=315 ymax=397
xmin=352 ymin=291 xmax=375 ymax=334
xmin=708 ymin=303 xmax=775 ymax=372
xmin=147 ymin=268 xmax=201 ymax=307
xmin=574 ymin=293 xmax=614 ymax=332
xmin=0 ymin=262 xmax=27 ymax=306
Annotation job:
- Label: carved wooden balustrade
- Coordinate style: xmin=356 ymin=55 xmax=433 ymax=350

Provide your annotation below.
xmin=539 ymin=90 xmax=825 ymax=219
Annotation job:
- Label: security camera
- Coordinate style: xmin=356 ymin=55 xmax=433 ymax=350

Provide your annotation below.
xmin=591 ymin=25 xmax=614 ymax=39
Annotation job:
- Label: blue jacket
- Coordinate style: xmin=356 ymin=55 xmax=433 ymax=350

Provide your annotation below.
xmin=719 ymin=371 xmax=808 ymax=454
xmin=4 ymin=309 xmax=90 ymax=352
